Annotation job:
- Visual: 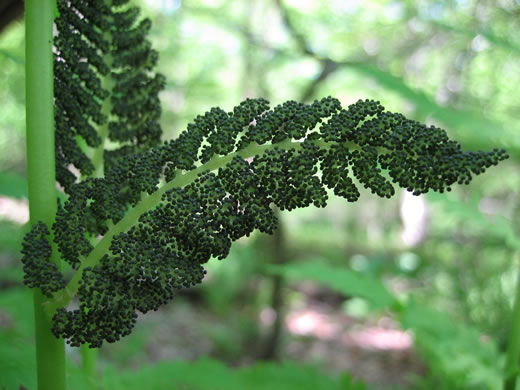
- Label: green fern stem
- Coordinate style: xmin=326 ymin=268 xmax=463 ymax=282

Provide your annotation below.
xmin=25 ymin=0 xmax=66 ymax=389
xmin=81 ymin=343 xmax=98 ymax=390
xmin=44 ymin=137 xmax=344 ymax=315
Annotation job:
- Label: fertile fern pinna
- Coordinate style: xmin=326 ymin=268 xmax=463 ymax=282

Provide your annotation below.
xmin=22 ymin=0 xmax=508 ymax=348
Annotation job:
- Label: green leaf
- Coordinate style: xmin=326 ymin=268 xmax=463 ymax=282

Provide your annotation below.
xmin=0 ymin=49 xmax=24 ymax=65
xmin=0 ymin=220 xmax=25 ymax=252
xmin=427 ymin=191 xmax=520 ymax=251
xmin=0 ymin=331 xmax=37 ymax=390
xmin=239 ymin=361 xmax=346 ymax=390
xmin=0 ymin=289 xmax=36 ymax=390
xmin=400 ymin=301 xmax=503 ymax=389
xmin=53 ymin=0 xmax=60 ymax=19
xmin=100 ymin=358 xmax=370 ymax=390
xmin=0 ymin=172 xmax=28 ymax=199
xmin=338 ymin=373 xmax=370 ymax=390
xmin=0 ymin=289 xmax=34 ymax=338
xmin=265 ymin=261 xmax=396 ymax=309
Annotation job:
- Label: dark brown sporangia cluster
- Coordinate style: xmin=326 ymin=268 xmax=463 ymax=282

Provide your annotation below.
xmin=53 ymin=0 xmax=164 ymax=193
xmin=20 ymin=0 xmax=508 ymax=347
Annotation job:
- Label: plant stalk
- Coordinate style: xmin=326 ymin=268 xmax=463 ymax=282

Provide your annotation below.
xmin=504 ymin=254 xmax=520 ymax=390
xmin=81 ymin=344 xmax=98 ymax=390
xmin=259 ymin=209 xmax=287 ymax=360
xmin=25 ymin=1 xmax=66 ymax=389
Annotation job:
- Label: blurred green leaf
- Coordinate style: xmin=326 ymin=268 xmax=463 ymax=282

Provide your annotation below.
xmin=266 ymin=261 xmax=396 ymax=309
xmin=0 ymin=220 xmax=25 ymax=252
xmin=401 ymin=301 xmax=503 ymax=389
xmin=0 ymin=266 xmax=23 ymax=285
xmin=0 ymin=172 xmax=27 ymax=199
xmin=427 ymin=191 xmax=520 ymax=251
xmin=0 ymin=289 xmax=35 ymax=390
xmin=0 ymin=49 xmax=24 ymax=65
xmin=0 ymin=331 xmax=92 ymax=390
xmin=202 ymin=242 xmax=264 ymax=314
xmin=338 ymin=373 xmax=370 ymax=390
xmin=102 ymin=325 xmax=152 ymax=367
xmin=0 ymin=289 xmax=34 ymax=338
xmin=0 ymin=330 xmax=36 ymax=390
xmin=0 ymin=288 xmax=94 ymax=390
xmin=54 ymin=0 xmax=60 ymax=19
xmin=239 ymin=361 xmax=351 ymax=390
xmin=101 ymin=357 xmax=369 ymax=390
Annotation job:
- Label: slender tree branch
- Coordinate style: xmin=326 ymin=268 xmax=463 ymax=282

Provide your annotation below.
xmin=300 ymin=59 xmax=339 ymax=102
xmin=273 ymin=0 xmax=314 ymax=56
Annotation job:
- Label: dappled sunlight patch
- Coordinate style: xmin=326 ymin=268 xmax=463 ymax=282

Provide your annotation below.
xmin=285 ymin=306 xmax=412 ymax=351
xmin=0 ymin=196 xmax=28 ymax=224
xmin=286 ymin=308 xmax=340 ymax=340
xmin=343 ymin=327 xmax=412 ymax=351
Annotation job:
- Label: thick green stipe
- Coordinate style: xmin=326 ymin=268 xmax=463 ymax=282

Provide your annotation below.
xmin=25 ymin=0 xmax=67 ymax=389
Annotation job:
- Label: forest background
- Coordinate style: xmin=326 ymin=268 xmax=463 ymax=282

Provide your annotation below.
xmin=1 ymin=0 xmax=520 ymax=389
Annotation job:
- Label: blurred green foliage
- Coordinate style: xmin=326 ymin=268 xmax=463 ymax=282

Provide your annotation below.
xmin=0 ymin=288 xmax=369 ymax=390
xmin=0 ymin=21 xmax=25 ymax=173
xmin=266 ymin=261 xmax=396 ymax=309
xmin=2 ymin=0 xmax=520 ymax=388
xmin=0 ymin=172 xmax=27 ymax=200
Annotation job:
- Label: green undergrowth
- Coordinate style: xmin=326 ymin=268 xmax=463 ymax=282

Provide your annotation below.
xmin=0 ymin=249 xmax=508 ymax=390
xmin=0 ymin=179 xmax=512 ymax=389
xmin=268 ymin=260 xmax=505 ymax=389
xmin=102 ymin=359 xmax=370 ymax=390
xmin=0 ymin=285 xmax=370 ymax=390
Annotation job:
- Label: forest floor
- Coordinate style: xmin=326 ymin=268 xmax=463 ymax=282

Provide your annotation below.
xmin=100 ymin=285 xmax=426 ymax=389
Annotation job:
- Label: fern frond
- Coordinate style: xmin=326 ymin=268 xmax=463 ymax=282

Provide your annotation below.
xmin=54 ymin=0 xmax=164 ymax=191
xmin=45 ymin=97 xmax=507 ymax=347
